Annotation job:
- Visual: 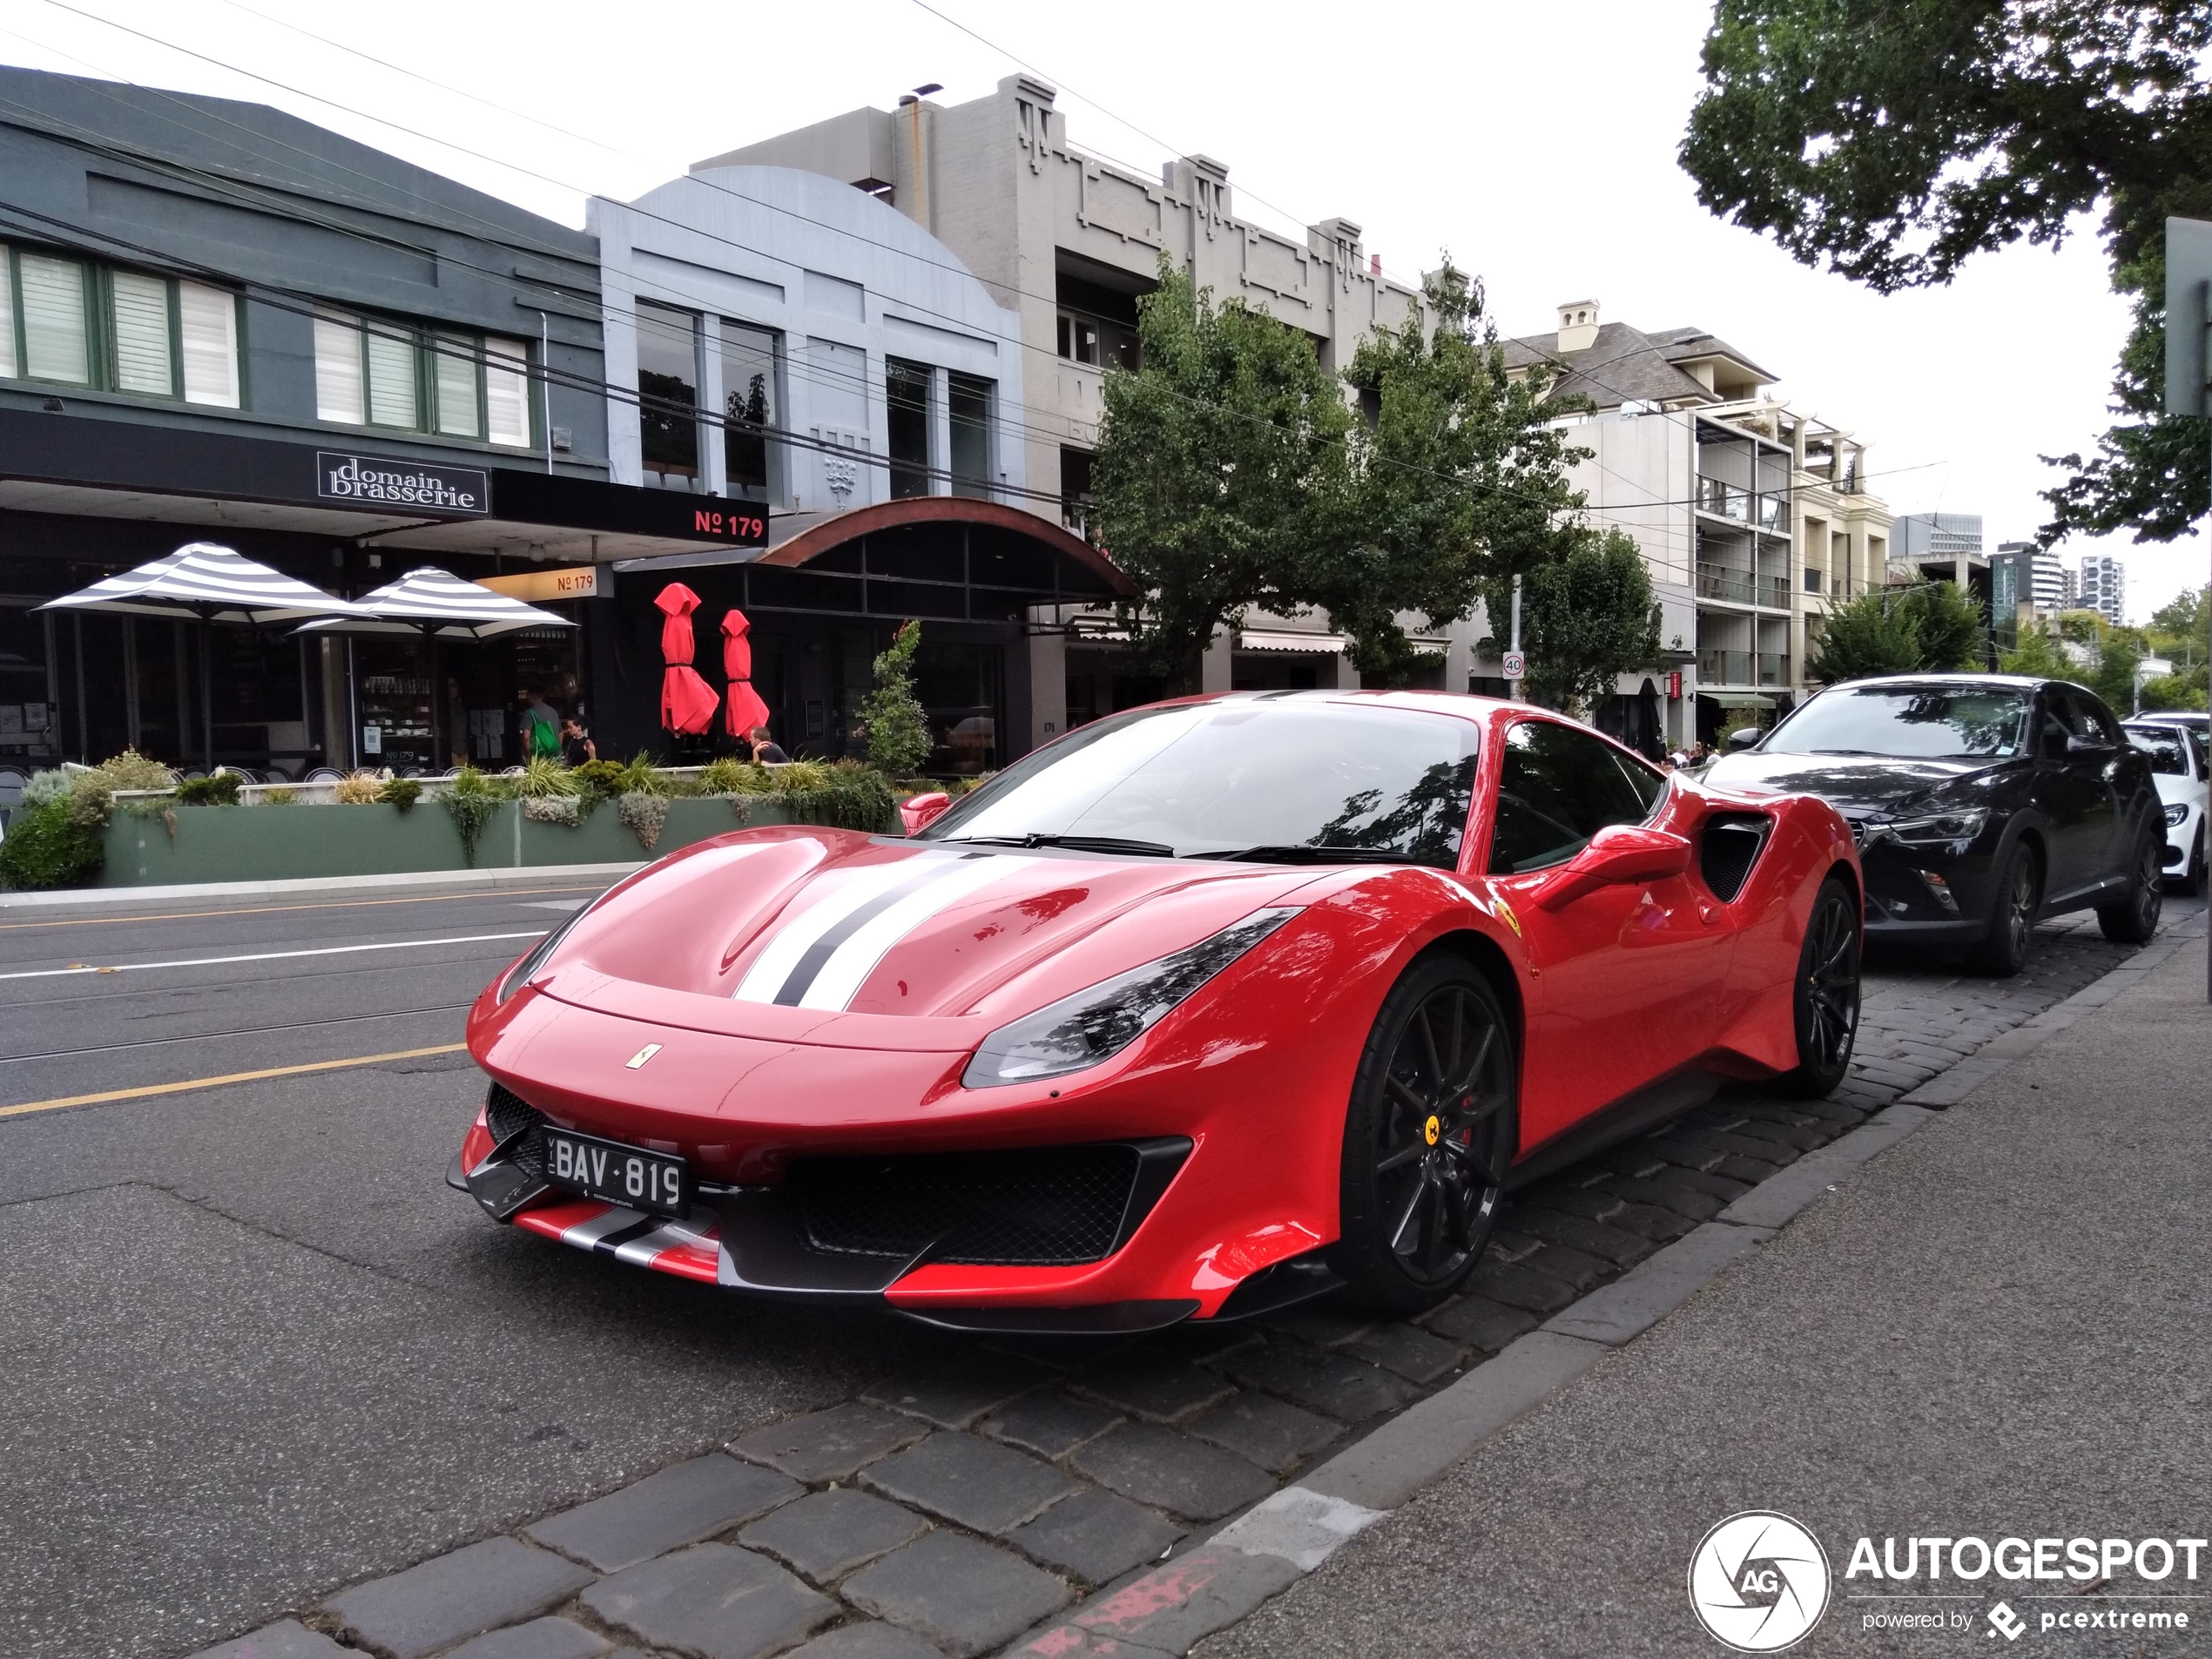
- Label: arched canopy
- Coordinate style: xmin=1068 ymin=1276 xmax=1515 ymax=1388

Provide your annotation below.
xmin=760 ymin=497 xmax=1131 ymax=598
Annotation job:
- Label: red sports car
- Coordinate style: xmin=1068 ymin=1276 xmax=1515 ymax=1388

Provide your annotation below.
xmin=453 ymin=693 xmax=1861 ymax=1332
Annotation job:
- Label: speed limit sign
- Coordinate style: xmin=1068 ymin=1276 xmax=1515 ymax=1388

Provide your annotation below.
xmin=1502 ymin=651 xmax=1527 ymax=679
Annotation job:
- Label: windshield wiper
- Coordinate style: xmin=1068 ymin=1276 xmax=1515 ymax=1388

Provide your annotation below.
xmin=1190 ymin=844 xmax=1426 ymax=866
xmin=944 ymin=833 xmax=1179 ymax=857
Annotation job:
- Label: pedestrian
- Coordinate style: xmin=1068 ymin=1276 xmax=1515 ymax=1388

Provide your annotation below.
xmin=747 ymin=724 xmax=790 ymax=765
xmin=445 ymin=678 xmax=469 ymax=770
xmin=519 ymin=689 xmax=560 ymax=762
xmin=560 ymin=716 xmax=596 ymax=767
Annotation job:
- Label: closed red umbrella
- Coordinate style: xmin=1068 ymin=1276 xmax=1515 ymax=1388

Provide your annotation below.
xmin=721 ymin=608 xmax=772 ymax=739
xmin=654 ymin=583 xmax=719 ymax=736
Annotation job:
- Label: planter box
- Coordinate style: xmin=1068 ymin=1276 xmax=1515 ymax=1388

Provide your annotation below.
xmin=94 ymin=796 xmax=799 ymax=887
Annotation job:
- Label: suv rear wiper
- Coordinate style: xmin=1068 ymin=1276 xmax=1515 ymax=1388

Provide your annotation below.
xmin=1190 ymin=844 xmax=1425 ymax=866
xmin=945 ymin=833 xmax=1178 ymax=856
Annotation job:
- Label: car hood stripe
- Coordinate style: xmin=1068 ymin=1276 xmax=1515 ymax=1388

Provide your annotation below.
xmin=795 ymin=854 xmax=1040 ymax=1012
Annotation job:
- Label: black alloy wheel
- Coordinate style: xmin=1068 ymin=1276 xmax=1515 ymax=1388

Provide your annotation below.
xmin=1966 ymin=842 xmax=2040 ymax=977
xmin=1332 ymin=956 xmax=1517 ymax=1314
xmin=2097 ymin=826 xmax=2166 ymax=945
xmin=1783 ymin=876 xmax=1862 ymax=1097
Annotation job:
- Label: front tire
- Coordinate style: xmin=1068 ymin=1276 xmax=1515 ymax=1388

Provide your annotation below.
xmin=1782 ymin=876 xmax=1861 ymax=1097
xmin=1966 ymin=841 xmax=2040 ymax=977
xmin=2096 ymin=824 xmax=2165 ymax=945
xmin=1332 ymin=956 xmax=1517 ymax=1316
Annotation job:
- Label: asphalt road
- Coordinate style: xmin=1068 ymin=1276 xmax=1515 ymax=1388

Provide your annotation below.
xmin=0 ymin=880 xmax=949 ymax=1659
xmin=0 ymin=881 xmax=2198 ymax=1658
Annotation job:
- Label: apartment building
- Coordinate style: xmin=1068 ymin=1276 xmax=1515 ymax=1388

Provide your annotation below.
xmin=1502 ymin=302 xmax=1891 ymax=745
xmin=699 ymin=78 xmax=1447 ymax=724
xmin=2076 ymin=552 xmax=2127 ymax=626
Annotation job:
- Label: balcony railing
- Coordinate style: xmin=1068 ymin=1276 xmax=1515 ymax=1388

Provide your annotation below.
xmin=1758 ymin=652 xmax=1790 ymax=686
xmin=1757 ymin=493 xmax=1789 ymax=533
xmin=1758 ymin=574 xmax=1791 ymax=610
xmin=1697 ymin=475 xmax=1790 ymax=535
xmin=1699 ymin=648 xmax=1753 ymax=685
xmin=1698 ymin=564 xmax=1793 ymax=610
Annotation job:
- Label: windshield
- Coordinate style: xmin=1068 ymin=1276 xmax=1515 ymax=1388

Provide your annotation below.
xmin=919 ymin=700 xmax=1481 ymax=867
xmin=1763 ymin=685 xmax=2031 ymax=760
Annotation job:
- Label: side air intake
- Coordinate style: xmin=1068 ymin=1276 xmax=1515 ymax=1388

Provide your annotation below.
xmin=1699 ymin=813 xmax=1773 ymax=904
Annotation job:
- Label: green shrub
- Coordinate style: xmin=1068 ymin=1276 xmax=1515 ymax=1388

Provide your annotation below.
xmin=441 ymin=768 xmax=499 ymax=864
xmin=779 ymin=761 xmax=897 ymax=833
xmin=857 ymin=619 xmax=933 ymax=779
xmin=95 ymin=748 xmax=176 ymax=791
xmin=0 ymin=801 xmax=104 ymax=889
xmin=176 ymin=772 xmax=239 ymax=807
xmin=262 ymin=786 xmax=297 ymax=806
xmin=616 ymin=752 xmax=667 ymax=796
xmin=618 ymin=788 xmax=670 ymax=852
xmin=700 ymin=757 xmax=776 ymax=795
xmin=23 ymin=769 xmax=72 ymax=811
xmin=771 ymin=759 xmax=831 ymax=793
xmin=517 ymin=756 xmax=579 ymax=799
xmin=66 ymin=774 xmax=117 ymax=828
xmin=523 ymin=794 xmax=581 ymax=826
xmin=379 ymin=777 xmax=422 ymax=812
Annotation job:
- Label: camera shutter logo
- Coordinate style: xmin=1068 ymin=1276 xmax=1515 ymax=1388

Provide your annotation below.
xmin=1688 ymin=1512 xmax=1831 ymax=1652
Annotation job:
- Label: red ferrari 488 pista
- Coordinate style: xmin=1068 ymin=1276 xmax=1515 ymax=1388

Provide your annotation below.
xmin=454 ymin=692 xmax=1861 ymax=1331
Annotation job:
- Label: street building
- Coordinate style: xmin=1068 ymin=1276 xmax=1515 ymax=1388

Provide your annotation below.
xmin=701 ymin=78 xmax=1461 ymax=723
xmin=2076 ymin=551 xmax=2127 ymax=626
xmin=1502 ymin=300 xmax=1892 ymax=746
xmin=0 ymin=65 xmax=763 ymax=777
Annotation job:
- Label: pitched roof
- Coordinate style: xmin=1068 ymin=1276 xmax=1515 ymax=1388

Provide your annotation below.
xmin=1500 ymin=320 xmax=1776 ymax=409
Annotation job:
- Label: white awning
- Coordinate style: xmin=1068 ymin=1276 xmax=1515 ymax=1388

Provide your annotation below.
xmin=1238 ymin=630 xmax=1345 ymax=654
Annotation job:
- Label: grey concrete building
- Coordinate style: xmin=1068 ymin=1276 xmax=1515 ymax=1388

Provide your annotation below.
xmin=698 ymin=78 xmax=1452 ymax=725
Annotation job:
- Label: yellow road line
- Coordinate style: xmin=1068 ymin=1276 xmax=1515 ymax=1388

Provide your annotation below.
xmin=0 ymin=1043 xmax=469 ymax=1119
xmin=0 ymin=886 xmax=602 ymax=933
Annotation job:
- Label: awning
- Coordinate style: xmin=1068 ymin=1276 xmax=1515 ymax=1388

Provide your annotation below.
xmin=1700 ymin=691 xmax=1775 ymax=709
xmin=1238 ymin=630 xmax=1345 ymax=654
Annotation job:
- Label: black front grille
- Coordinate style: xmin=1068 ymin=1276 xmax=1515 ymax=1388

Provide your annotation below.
xmin=791 ymin=1143 xmax=1176 ymax=1266
xmin=1699 ymin=812 xmax=1773 ymax=903
xmin=484 ymin=1083 xmax=548 ymax=1180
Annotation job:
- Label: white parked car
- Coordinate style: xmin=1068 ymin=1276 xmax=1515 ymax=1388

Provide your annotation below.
xmin=2124 ymin=720 xmax=2208 ymax=894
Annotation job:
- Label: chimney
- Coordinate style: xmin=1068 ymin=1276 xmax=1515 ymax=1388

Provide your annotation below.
xmin=893 ymin=86 xmax=942 ymax=231
xmin=1556 ymin=299 xmax=1599 ymax=353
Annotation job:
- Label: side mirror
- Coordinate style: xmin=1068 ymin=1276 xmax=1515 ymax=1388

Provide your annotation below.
xmin=1726 ymin=726 xmax=1761 ymax=752
xmin=1536 ymin=824 xmax=1695 ymax=911
xmin=899 ymin=791 xmax=951 ymax=835
xmin=2064 ymin=734 xmax=2110 ymax=758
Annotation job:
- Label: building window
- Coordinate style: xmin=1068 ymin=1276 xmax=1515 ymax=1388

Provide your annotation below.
xmin=1804 ymin=567 xmax=1823 ymax=594
xmin=1057 ymin=314 xmax=1099 ymax=366
xmin=1061 ymin=445 xmax=1094 ymax=532
xmin=948 ymin=372 xmax=993 ymax=499
xmin=720 ymin=320 xmax=779 ymax=502
xmin=636 ymin=302 xmax=700 ymax=489
xmin=0 ymin=243 xmax=239 ymax=406
xmin=887 ymin=357 xmax=933 ymax=499
xmin=314 ymin=307 xmax=530 ymax=444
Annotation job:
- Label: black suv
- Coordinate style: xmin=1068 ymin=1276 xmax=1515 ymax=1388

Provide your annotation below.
xmin=1703 ymin=675 xmax=2164 ymax=975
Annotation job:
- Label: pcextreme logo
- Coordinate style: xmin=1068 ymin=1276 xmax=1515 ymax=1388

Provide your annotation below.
xmin=1689 ymin=1512 xmax=1833 ymax=1652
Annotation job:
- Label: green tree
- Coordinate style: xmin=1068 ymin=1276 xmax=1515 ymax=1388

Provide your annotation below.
xmin=1513 ymin=530 xmax=1662 ymax=713
xmin=857 ymin=619 xmax=933 ymax=779
xmin=2000 ymin=620 xmax=2077 ymax=680
xmin=2150 ymin=583 xmax=2207 ymax=642
xmin=1892 ymin=579 xmax=1987 ymax=671
xmin=1680 ymin=2 xmax=2212 ymax=547
xmin=1091 ymin=263 xmax=1356 ymax=688
xmin=1338 ymin=265 xmax=1589 ymax=681
xmin=1805 ymin=590 xmax=1921 ymax=684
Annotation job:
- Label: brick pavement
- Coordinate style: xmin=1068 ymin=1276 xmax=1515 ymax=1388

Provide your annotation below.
xmin=192 ymin=906 xmax=2195 ymax=1659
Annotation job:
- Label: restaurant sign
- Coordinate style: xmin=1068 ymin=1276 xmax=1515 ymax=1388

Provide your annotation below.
xmin=478 ymin=566 xmax=600 ymax=603
xmin=315 ymin=452 xmax=490 ymax=516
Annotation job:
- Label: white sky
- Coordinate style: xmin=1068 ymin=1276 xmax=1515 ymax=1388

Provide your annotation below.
xmin=5 ymin=0 xmax=2205 ymax=624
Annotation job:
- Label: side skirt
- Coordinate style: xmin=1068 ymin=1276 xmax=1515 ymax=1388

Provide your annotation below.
xmin=1503 ymin=1068 xmax=1725 ymax=1193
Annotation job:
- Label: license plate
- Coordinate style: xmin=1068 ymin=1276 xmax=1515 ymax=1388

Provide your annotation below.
xmin=543 ymin=1127 xmax=690 ymax=1218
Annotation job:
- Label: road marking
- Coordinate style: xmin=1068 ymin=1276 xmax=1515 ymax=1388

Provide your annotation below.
xmin=0 ymin=886 xmax=602 ymax=932
xmin=0 ymin=931 xmax=545 ymax=982
xmin=0 ymin=1043 xmax=470 ymax=1119
xmin=0 ymin=1002 xmax=475 ymax=1065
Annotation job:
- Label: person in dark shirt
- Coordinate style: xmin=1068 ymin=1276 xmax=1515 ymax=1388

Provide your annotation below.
xmin=560 ymin=718 xmax=596 ymax=767
xmin=747 ymin=725 xmax=790 ymax=765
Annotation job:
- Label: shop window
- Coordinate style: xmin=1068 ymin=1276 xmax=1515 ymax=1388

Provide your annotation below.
xmin=1060 ymin=445 xmax=1094 ymax=532
xmin=637 ymin=302 xmax=700 ymax=489
xmin=720 ymin=320 xmax=779 ymax=502
xmin=314 ymin=307 xmax=530 ymax=445
xmin=948 ymin=373 xmax=993 ymax=499
xmin=887 ymin=357 xmax=933 ymax=499
xmin=0 ymin=243 xmax=240 ymax=406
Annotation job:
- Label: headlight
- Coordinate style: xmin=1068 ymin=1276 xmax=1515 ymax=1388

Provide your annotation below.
xmin=1878 ymin=808 xmax=1988 ymax=849
xmin=497 ymin=899 xmax=595 ymax=1003
xmin=2166 ymin=802 xmax=2189 ymax=826
xmin=963 ymin=907 xmax=1301 ymax=1088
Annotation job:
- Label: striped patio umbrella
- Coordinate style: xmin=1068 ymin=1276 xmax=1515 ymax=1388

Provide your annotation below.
xmin=34 ymin=541 xmax=371 ymax=769
xmin=294 ymin=567 xmax=577 ymax=772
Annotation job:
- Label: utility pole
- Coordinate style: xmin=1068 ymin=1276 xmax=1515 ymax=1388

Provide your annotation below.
xmin=1508 ymin=574 xmax=1523 ymax=702
xmin=2162 ymin=214 xmax=2212 ymax=1001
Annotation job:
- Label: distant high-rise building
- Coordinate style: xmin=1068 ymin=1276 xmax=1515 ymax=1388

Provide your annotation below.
xmin=2061 ymin=566 xmax=2081 ymax=610
xmin=2077 ymin=553 xmax=2126 ymax=626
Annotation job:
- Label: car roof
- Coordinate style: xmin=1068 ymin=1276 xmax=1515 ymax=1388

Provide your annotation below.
xmin=1822 ymin=673 xmax=2051 ymax=692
